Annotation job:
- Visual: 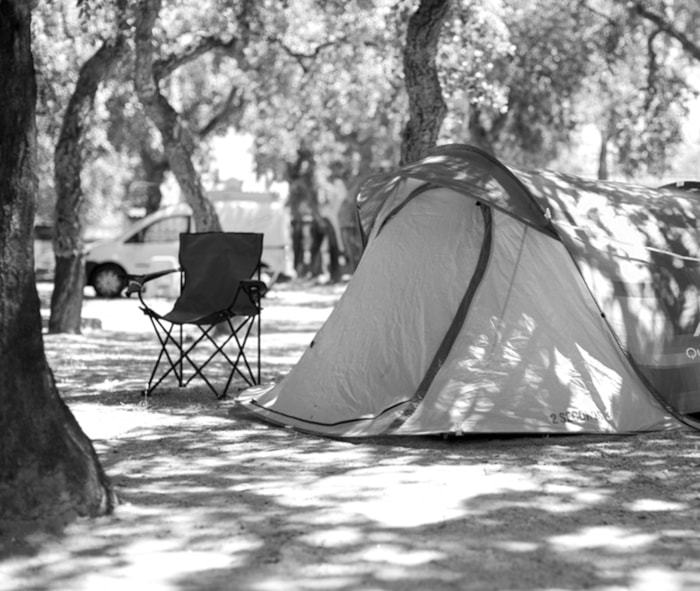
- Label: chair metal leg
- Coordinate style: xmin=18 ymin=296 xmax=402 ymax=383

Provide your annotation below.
xmin=144 ymin=317 xmax=185 ymax=396
xmin=142 ymin=309 xmax=262 ymax=400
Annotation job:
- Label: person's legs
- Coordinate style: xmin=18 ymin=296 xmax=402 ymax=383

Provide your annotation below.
xmin=309 ymin=219 xmax=325 ymax=277
xmin=323 ymin=218 xmax=341 ymax=282
xmin=291 ymin=219 xmax=305 ymax=276
xmin=341 ymin=226 xmax=362 ymax=274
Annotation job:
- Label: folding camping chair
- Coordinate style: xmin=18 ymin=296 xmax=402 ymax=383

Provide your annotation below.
xmin=126 ymin=232 xmax=266 ymax=399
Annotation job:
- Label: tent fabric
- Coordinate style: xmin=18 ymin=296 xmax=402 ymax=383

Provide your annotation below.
xmin=512 ymin=168 xmax=700 ymax=418
xmin=356 ymin=145 xmax=556 ymax=244
xmin=235 ymin=144 xmax=699 ymax=437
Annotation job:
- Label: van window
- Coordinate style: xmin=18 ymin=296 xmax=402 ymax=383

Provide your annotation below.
xmin=127 ymin=215 xmax=190 ymax=244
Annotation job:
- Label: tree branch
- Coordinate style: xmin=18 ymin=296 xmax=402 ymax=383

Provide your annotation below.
xmin=154 ymin=35 xmax=245 ymax=80
xmin=630 ymin=0 xmax=700 ymax=62
xmin=153 ymin=0 xmax=259 ymax=80
xmin=268 ymin=35 xmax=348 ymax=73
xmin=645 ymin=29 xmax=661 ymax=110
xmin=197 ymin=84 xmax=246 ymax=137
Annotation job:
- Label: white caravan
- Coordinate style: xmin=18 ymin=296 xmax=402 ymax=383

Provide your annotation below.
xmin=85 ymin=191 xmax=291 ymax=297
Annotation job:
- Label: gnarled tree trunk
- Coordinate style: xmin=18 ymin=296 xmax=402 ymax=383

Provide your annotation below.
xmin=400 ymin=0 xmax=450 ymax=165
xmin=50 ymin=33 xmax=127 ymax=332
xmin=0 ymin=0 xmax=116 ymax=522
xmin=140 ymin=143 xmax=169 ymax=214
xmin=134 ymin=0 xmax=221 ymax=231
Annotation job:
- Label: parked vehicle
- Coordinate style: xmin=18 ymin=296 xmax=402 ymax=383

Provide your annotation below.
xmin=85 ymin=191 xmax=292 ymax=297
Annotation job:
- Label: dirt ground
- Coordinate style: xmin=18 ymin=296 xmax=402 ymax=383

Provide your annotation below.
xmin=2 ymin=280 xmax=700 ymax=591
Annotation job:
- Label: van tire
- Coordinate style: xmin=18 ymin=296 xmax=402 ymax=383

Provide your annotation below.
xmin=92 ymin=264 xmax=126 ymax=298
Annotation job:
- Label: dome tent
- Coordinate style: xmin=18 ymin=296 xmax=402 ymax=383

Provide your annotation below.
xmin=235 ymin=144 xmax=700 ymax=437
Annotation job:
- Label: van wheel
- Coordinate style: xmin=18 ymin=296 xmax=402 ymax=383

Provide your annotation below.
xmin=92 ymin=264 xmax=126 ymax=298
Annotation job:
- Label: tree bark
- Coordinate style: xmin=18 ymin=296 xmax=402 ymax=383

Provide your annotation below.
xmin=0 ymin=0 xmax=116 ymax=522
xmin=140 ymin=143 xmax=169 ymax=214
xmin=50 ymin=7 xmax=128 ymax=333
xmin=467 ymin=106 xmax=497 ymax=156
xmin=598 ymin=139 xmax=609 ymax=180
xmin=400 ymin=0 xmax=450 ymax=165
xmin=598 ymin=131 xmax=609 ymax=180
xmin=134 ymin=0 xmax=221 ymax=231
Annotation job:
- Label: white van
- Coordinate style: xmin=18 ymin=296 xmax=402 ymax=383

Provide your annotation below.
xmin=85 ymin=191 xmax=292 ymax=297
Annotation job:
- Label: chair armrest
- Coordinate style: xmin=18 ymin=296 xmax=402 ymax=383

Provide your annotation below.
xmin=240 ymin=279 xmax=268 ymax=300
xmin=125 ymin=268 xmax=180 ymax=297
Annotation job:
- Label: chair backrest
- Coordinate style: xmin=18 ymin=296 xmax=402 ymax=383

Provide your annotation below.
xmin=172 ymin=232 xmax=263 ymax=321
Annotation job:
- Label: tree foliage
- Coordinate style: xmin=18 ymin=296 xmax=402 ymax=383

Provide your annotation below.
xmin=29 ymin=0 xmax=700 ymax=236
xmin=238 ymin=1 xmax=408 ymax=182
xmin=437 ymin=1 xmax=601 ymax=166
xmin=608 ymin=0 xmax=700 ymax=178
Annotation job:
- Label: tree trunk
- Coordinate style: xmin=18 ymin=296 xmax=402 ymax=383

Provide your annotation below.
xmin=134 ymin=0 xmax=221 ymax=231
xmin=140 ymin=143 xmax=169 ymax=214
xmin=0 ymin=0 xmax=116 ymax=521
xmin=400 ymin=0 xmax=450 ymax=165
xmin=598 ymin=132 xmax=609 ymax=180
xmin=50 ymin=17 xmax=127 ymax=333
xmin=467 ymin=106 xmax=497 ymax=156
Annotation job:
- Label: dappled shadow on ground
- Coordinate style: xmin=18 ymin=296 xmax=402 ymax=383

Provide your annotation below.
xmin=5 ymin=401 xmax=700 ymax=590
xmin=3 ymin=283 xmax=700 ymax=590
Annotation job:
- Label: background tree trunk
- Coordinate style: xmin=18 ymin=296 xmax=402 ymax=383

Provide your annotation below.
xmin=598 ymin=133 xmax=609 ymax=180
xmin=134 ymin=0 xmax=221 ymax=231
xmin=140 ymin=143 xmax=169 ymax=214
xmin=467 ymin=106 xmax=498 ymax=156
xmin=400 ymin=0 xmax=450 ymax=165
xmin=50 ymin=12 xmax=127 ymax=332
xmin=0 ymin=0 xmax=116 ymax=521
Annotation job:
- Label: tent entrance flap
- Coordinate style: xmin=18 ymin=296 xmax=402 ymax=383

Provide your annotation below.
xmin=383 ymin=204 xmax=493 ymax=434
xmin=238 ymin=187 xmax=488 ymax=436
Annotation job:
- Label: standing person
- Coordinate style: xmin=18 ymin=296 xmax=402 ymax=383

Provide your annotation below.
xmin=337 ymin=187 xmax=363 ymax=275
xmin=286 ymin=153 xmax=340 ymax=281
xmin=318 ymin=162 xmax=347 ymax=282
xmin=287 ymin=176 xmax=313 ymax=277
xmin=286 ymin=152 xmax=323 ymax=279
